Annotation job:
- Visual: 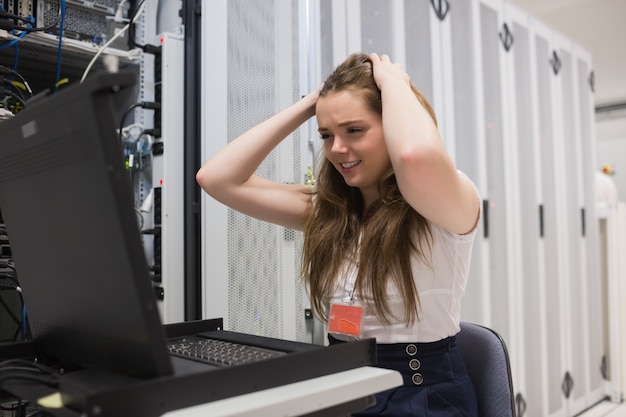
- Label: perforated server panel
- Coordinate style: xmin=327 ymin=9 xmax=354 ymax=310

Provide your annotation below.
xmin=36 ymin=0 xmax=117 ymax=42
xmin=201 ymin=1 xmax=314 ymax=343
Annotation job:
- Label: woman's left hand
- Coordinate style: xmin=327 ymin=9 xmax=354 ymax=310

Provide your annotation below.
xmin=369 ymin=52 xmax=411 ymax=90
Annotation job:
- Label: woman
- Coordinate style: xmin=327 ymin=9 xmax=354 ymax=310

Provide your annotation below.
xmin=197 ymin=52 xmax=480 ymax=416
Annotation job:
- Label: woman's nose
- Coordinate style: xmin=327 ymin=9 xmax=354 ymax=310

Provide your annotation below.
xmin=331 ymin=136 xmax=347 ymax=153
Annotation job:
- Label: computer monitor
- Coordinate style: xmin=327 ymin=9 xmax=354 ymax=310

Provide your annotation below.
xmin=0 ymin=72 xmax=173 ymax=378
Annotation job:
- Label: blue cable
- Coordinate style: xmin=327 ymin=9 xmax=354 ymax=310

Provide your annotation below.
xmin=54 ymin=0 xmax=66 ymax=92
xmin=0 ymin=12 xmax=33 ymax=82
xmin=0 ymin=12 xmax=32 ymax=99
xmin=0 ymin=36 xmax=19 ymax=49
xmin=12 ymin=17 xmax=33 ymax=71
xmin=0 ymin=17 xmax=32 ymax=50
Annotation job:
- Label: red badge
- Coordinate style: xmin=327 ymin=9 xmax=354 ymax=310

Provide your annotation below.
xmin=328 ymin=303 xmax=364 ymax=337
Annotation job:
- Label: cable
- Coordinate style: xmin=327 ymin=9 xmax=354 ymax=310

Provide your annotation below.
xmin=0 ymin=15 xmax=32 ymax=50
xmin=80 ymin=25 xmax=128 ymax=83
xmin=0 ymin=86 xmax=26 ymax=111
xmin=9 ymin=79 xmax=31 ymax=97
xmin=0 ymin=267 xmax=26 ymax=341
xmin=118 ymin=102 xmax=143 ymax=140
xmin=127 ymin=128 xmax=157 ymax=201
xmin=127 ymin=0 xmax=145 ymax=48
xmin=0 ymin=372 xmax=58 ymax=387
xmin=0 ymin=260 xmax=26 ymax=342
xmin=118 ymin=101 xmax=160 ymax=141
xmin=53 ymin=0 xmax=66 ymax=92
xmin=0 ymin=0 xmax=62 ymax=33
xmin=11 ymin=37 xmax=19 ymax=71
xmin=0 ymin=5 xmax=32 ymax=93
xmin=80 ymin=0 xmax=147 ymax=83
xmin=120 ymin=122 xmax=144 ymax=141
xmin=127 ymin=0 xmax=160 ymax=54
xmin=134 ymin=206 xmax=145 ymax=229
xmin=0 ymin=360 xmax=60 ymax=389
xmin=0 ymin=78 xmax=24 ymax=102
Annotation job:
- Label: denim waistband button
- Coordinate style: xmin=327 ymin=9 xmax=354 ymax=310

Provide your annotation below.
xmin=412 ymin=373 xmax=424 ymax=385
xmin=409 ymin=358 xmax=421 ymax=370
xmin=405 ymin=344 xmax=418 ymax=356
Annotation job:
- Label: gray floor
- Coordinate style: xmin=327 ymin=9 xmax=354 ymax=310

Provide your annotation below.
xmin=578 ymin=401 xmax=626 ymax=417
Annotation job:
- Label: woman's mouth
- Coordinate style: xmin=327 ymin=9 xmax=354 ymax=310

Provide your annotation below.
xmin=340 ymin=160 xmax=361 ymax=170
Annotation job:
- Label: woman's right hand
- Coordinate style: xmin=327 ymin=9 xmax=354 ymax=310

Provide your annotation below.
xmin=196 ymin=90 xmax=319 ymax=231
xmin=303 ymin=84 xmax=322 ymax=114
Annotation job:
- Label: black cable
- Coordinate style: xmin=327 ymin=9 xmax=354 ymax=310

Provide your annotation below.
xmin=0 ymin=373 xmax=58 ymax=387
xmin=0 ymin=87 xmax=26 ymax=109
xmin=0 ymin=268 xmax=26 ymax=341
xmin=0 ymin=65 xmax=33 ymax=96
xmin=127 ymin=0 xmax=145 ymax=48
xmin=127 ymin=0 xmax=160 ymax=54
xmin=0 ymin=365 xmax=49 ymax=374
xmin=1 ymin=77 xmax=26 ymax=101
xmin=0 ymin=0 xmax=62 ymax=33
xmin=0 ymin=360 xmax=59 ymax=388
xmin=9 ymin=83 xmax=26 ymax=101
xmin=1 ymin=358 xmax=58 ymax=374
xmin=119 ymin=102 xmax=143 ymax=141
xmin=118 ymin=101 xmax=160 ymax=141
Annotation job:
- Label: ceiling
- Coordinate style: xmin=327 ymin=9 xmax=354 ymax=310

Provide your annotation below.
xmin=507 ymin=0 xmax=626 ymax=108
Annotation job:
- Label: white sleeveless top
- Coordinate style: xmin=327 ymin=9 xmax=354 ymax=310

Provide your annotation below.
xmin=326 ymin=186 xmax=480 ymax=344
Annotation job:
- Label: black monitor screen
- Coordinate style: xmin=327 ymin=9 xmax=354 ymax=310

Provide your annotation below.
xmin=0 ymin=73 xmax=172 ymax=378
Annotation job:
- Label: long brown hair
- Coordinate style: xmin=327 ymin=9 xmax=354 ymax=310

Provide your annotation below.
xmin=301 ymin=53 xmax=437 ymax=326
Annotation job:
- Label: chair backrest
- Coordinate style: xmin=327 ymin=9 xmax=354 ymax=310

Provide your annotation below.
xmin=457 ymin=322 xmax=516 ymax=417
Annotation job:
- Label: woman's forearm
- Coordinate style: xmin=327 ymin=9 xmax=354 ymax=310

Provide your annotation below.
xmin=197 ymin=91 xmax=318 ymax=196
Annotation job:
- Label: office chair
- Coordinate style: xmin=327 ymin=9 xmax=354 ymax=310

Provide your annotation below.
xmin=457 ymin=322 xmax=516 ymax=417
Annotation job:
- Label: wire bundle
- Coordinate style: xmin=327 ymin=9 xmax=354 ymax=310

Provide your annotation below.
xmin=0 ymin=0 xmax=64 ymax=112
xmin=0 ymin=259 xmax=28 ymax=343
xmin=0 ymin=359 xmax=60 ymax=417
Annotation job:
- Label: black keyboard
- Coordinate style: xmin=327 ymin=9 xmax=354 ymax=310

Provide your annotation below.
xmin=167 ymin=336 xmax=287 ymax=366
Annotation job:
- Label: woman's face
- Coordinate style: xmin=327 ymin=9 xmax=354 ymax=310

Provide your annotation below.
xmin=316 ymin=90 xmax=391 ymax=205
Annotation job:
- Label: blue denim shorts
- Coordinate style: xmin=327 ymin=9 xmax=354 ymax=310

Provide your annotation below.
xmin=328 ymin=335 xmax=478 ymax=417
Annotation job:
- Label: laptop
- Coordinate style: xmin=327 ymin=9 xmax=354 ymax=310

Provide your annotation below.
xmin=0 ymin=72 xmax=376 ymax=417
